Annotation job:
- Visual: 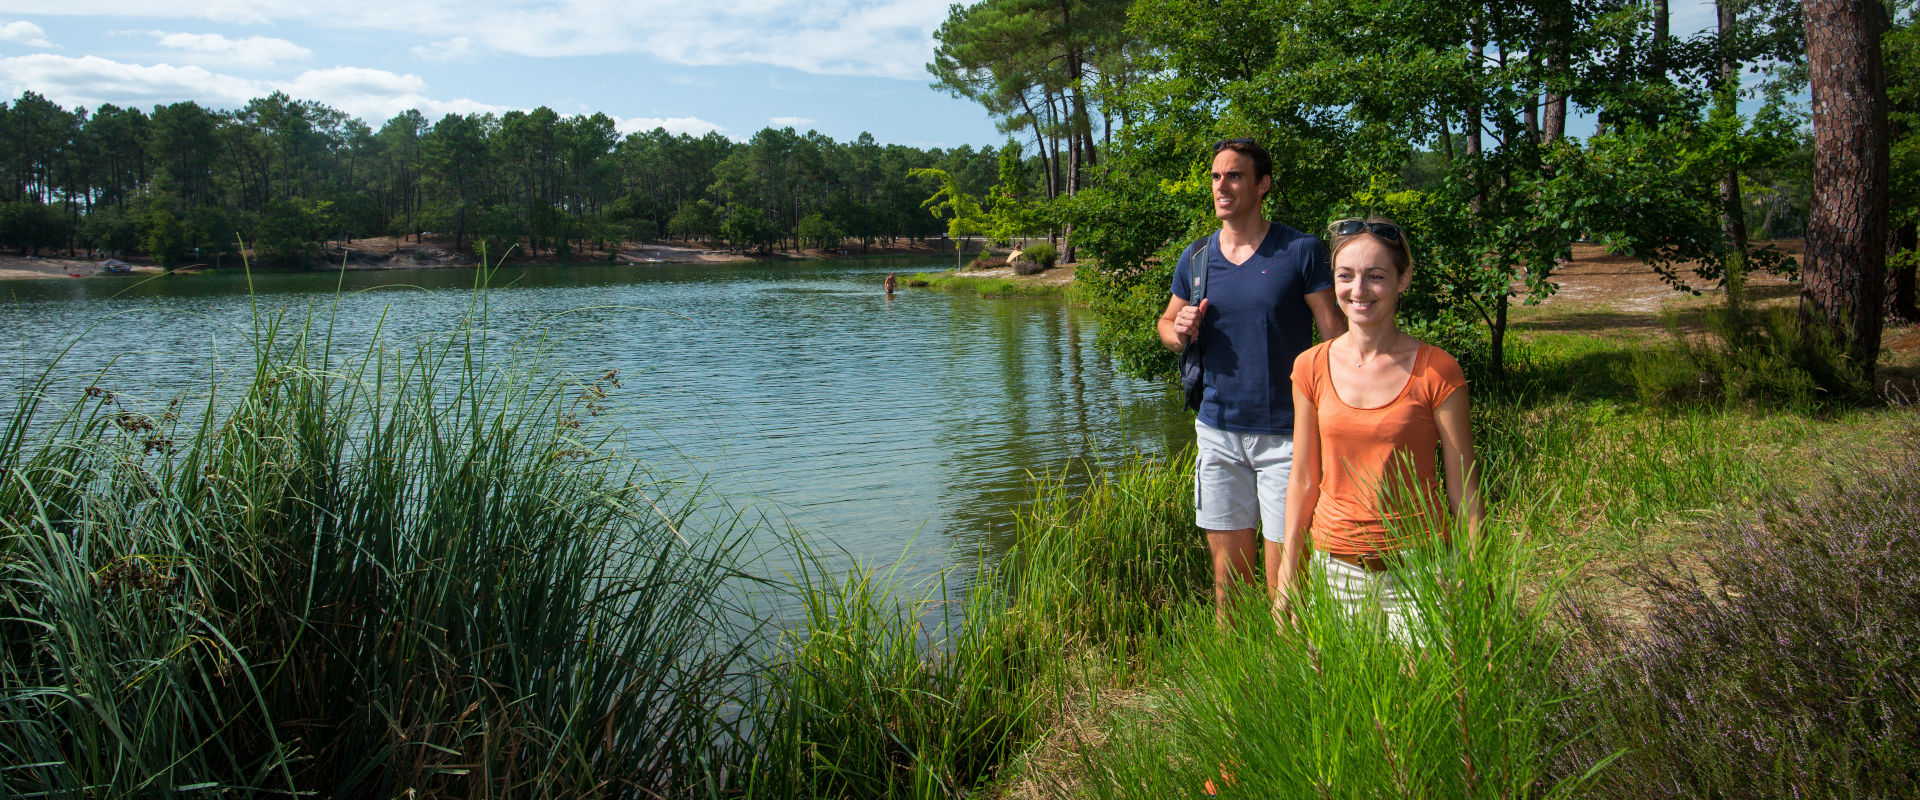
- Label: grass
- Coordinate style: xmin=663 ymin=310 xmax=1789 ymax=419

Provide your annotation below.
xmin=901 ymin=270 xmax=1078 ymax=300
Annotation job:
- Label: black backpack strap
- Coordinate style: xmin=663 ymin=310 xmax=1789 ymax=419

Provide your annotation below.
xmin=1181 ymin=233 xmax=1212 ymax=303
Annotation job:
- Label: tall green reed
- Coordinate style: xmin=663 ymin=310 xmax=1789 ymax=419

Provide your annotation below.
xmin=748 ymin=453 xmax=1208 ymax=799
xmin=1090 ymin=511 xmax=1595 ymax=799
xmin=1 ymin=276 xmax=759 ymax=797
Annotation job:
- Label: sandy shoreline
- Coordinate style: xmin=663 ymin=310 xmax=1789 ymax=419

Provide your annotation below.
xmin=0 ymin=235 xmax=972 ymax=281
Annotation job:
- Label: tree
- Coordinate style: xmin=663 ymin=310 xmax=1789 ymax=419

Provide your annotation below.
xmin=908 ymin=167 xmax=989 ymax=269
xmin=1800 ymin=0 xmax=1891 ymax=378
xmin=0 ymin=199 xmax=68 ymax=255
xmin=1884 ymin=1 xmax=1919 ymax=319
xmin=667 ymin=199 xmax=720 ymax=243
xmin=797 ymin=212 xmax=844 ymax=251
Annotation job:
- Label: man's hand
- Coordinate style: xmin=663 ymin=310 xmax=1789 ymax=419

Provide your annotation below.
xmin=1171 ymin=298 xmax=1210 ymax=346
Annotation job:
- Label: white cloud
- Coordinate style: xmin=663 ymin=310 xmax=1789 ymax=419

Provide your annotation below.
xmin=0 ymin=54 xmax=502 ymax=123
xmin=154 ymin=31 xmax=311 ymax=67
xmin=614 ymin=114 xmax=726 ymax=137
xmin=1 ymin=1 xmax=948 ymax=80
xmin=769 ymin=115 xmax=814 ymax=127
xmin=279 ymin=66 xmax=506 ymax=120
xmin=0 ymin=20 xmax=53 ymax=48
xmin=0 ymin=53 xmax=260 ymax=108
xmin=410 ymin=36 xmax=474 ymax=63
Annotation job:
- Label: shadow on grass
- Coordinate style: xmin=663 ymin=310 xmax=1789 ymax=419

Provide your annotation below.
xmin=1492 ymin=348 xmax=1640 ymax=406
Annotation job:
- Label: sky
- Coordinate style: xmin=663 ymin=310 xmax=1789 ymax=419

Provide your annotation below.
xmin=0 ymin=1 xmax=1008 ymax=150
xmin=0 ymin=1 xmax=1742 ymax=152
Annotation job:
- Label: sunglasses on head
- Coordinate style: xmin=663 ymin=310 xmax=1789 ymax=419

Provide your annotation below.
xmin=1331 ymin=219 xmax=1402 ymax=241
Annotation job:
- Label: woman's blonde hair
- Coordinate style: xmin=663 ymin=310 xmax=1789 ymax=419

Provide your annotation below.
xmin=1328 ymin=215 xmax=1414 ymax=274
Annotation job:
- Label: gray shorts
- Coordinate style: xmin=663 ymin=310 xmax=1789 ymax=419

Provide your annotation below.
xmin=1193 ymin=420 xmax=1293 ymax=542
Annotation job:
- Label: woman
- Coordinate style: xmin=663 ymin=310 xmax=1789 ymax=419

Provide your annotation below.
xmin=1270 ymin=216 xmax=1484 ymax=637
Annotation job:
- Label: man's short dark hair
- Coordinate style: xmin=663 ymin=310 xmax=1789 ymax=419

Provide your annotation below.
xmin=1213 ymin=137 xmax=1273 ymax=184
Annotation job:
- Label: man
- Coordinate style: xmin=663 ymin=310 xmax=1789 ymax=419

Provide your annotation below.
xmin=1157 ymin=138 xmax=1346 ymax=625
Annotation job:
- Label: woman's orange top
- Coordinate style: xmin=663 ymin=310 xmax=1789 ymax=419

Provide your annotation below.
xmin=1290 ymin=341 xmax=1468 ymax=557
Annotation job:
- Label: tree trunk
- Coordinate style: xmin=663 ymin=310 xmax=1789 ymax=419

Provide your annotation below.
xmin=1541 ymin=0 xmax=1570 ymax=143
xmin=1800 ymin=0 xmax=1890 ymax=378
xmin=1651 ymin=0 xmax=1670 ymax=83
xmin=1716 ymin=0 xmax=1750 ymax=307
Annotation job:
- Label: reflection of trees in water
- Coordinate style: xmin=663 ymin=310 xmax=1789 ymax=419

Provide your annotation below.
xmin=931 ymin=298 xmax=1190 ymax=572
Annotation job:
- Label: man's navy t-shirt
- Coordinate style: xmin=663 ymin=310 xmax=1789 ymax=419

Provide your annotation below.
xmin=1171 ymin=223 xmax=1334 ymax=435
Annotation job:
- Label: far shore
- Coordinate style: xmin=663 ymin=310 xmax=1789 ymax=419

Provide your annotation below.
xmin=0 ymin=234 xmax=982 ymax=282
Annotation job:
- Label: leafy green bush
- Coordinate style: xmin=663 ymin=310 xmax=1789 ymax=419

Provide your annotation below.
xmin=1550 ymin=442 xmax=1920 ymax=799
xmin=1628 ymin=305 xmax=1875 ymax=413
xmin=1020 ymin=241 xmax=1058 ymax=273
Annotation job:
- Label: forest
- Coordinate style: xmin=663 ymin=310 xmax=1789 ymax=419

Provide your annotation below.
xmin=0 ymin=91 xmax=1010 ymax=265
xmin=928 ymin=0 xmax=1916 ymax=382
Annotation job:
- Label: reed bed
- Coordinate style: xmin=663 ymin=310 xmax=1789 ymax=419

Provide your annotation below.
xmin=0 ymin=294 xmax=759 ymax=797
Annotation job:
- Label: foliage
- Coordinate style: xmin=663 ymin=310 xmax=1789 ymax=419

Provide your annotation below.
xmin=928 ymin=0 xmax=1132 ymax=205
xmin=1550 ymin=444 xmax=1920 ymax=799
xmin=910 ymin=167 xmax=991 ymax=270
xmin=0 ymin=91 xmax=997 ymax=263
xmin=0 ymin=199 xmax=69 ymax=255
xmin=722 ymin=204 xmax=781 ymax=252
xmin=1018 ymin=241 xmax=1058 ymax=274
xmin=1065 ymin=0 xmax=1827 ymax=384
xmin=753 ymin=454 xmax=1204 ymax=798
xmin=1626 ymin=304 xmax=1875 ymax=413
xmin=797 ymin=212 xmax=844 ymax=250
xmin=1092 ymin=534 xmax=1580 ymax=799
xmin=0 ymin=292 xmax=758 ymax=796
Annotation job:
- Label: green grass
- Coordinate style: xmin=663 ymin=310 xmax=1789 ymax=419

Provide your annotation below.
xmin=902 ymin=270 xmax=1078 ymax=300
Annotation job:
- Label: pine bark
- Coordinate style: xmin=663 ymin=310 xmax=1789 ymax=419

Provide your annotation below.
xmin=1800 ymin=0 xmax=1890 ymax=376
xmin=1716 ymin=0 xmax=1749 ymax=298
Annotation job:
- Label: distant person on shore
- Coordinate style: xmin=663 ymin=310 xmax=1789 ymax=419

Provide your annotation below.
xmin=1271 ymin=216 xmax=1484 ymax=639
xmin=1157 ymin=138 xmax=1346 ymax=626
xmin=884 ymin=272 xmax=897 ymax=295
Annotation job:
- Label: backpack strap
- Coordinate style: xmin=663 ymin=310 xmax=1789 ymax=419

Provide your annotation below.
xmin=1181 ymin=233 xmax=1213 ymax=304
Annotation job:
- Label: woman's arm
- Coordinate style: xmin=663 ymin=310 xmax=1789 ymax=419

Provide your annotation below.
xmin=1433 ymin=388 xmax=1484 ymax=542
xmin=1273 ymin=384 xmax=1321 ymax=619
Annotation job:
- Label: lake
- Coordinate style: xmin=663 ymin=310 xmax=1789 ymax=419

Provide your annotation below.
xmin=0 ymin=257 xmax=1192 ymax=586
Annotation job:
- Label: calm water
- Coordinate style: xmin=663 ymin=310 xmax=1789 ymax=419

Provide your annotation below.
xmin=0 ymin=258 xmax=1191 ymax=584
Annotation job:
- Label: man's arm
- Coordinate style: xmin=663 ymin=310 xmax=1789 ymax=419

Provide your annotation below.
xmin=1158 ymin=295 xmax=1209 ymax=352
xmin=1304 ymin=288 xmax=1346 ymax=341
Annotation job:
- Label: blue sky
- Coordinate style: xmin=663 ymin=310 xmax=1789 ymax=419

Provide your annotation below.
xmin=0 ymin=1 xmax=1007 ymax=149
xmin=0 ymin=1 xmax=1741 ymax=151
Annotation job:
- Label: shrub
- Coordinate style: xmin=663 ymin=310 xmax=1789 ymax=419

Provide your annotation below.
xmin=1627 ymin=305 xmax=1875 ymax=413
xmin=1021 ymin=241 xmax=1058 ymax=273
xmin=1549 ymin=441 xmax=1920 ymax=799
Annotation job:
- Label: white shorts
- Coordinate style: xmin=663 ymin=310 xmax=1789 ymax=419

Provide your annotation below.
xmin=1315 ymin=551 xmax=1419 ymax=644
xmin=1193 ymin=420 xmax=1293 ymax=542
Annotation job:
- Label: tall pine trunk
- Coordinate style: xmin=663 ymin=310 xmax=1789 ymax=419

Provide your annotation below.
xmin=1716 ymin=0 xmax=1751 ymax=306
xmin=1800 ymin=0 xmax=1890 ymax=378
